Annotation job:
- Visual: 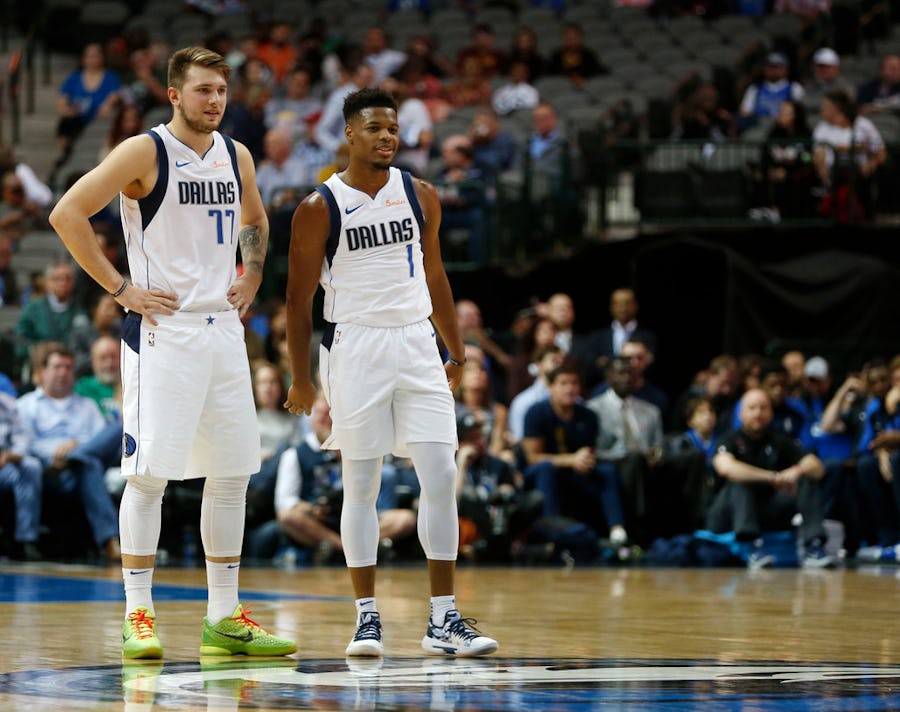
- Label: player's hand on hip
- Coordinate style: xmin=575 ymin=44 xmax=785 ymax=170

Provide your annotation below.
xmin=285 ymin=381 xmax=317 ymax=416
xmin=117 ymin=285 xmax=179 ymax=326
xmin=227 ymin=273 xmax=261 ymax=317
xmin=445 ymin=361 xmax=462 ymax=391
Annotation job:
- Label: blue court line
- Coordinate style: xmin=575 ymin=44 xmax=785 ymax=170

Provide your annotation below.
xmin=0 ymin=572 xmax=349 ymax=603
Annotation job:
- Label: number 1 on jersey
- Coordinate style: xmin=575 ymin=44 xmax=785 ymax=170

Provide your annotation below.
xmin=406 ymin=243 xmax=414 ymax=278
xmin=208 ymin=209 xmax=236 ymax=244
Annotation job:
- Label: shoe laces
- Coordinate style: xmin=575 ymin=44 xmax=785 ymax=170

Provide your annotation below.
xmin=230 ymin=606 xmax=262 ymax=631
xmin=127 ymin=609 xmax=156 ymax=640
xmin=446 ymin=616 xmax=482 ymax=642
xmin=354 ymin=613 xmax=381 ymax=641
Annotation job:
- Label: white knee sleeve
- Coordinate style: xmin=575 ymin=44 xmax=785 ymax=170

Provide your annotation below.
xmin=201 ymin=477 xmax=250 ymax=558
xmin=120 ymin=475 xmax=167 ymax=556
xmin=340 ymin=457 xmax=382 ymax=568
xmin=408 ymin=442 xmax=458 ymax=561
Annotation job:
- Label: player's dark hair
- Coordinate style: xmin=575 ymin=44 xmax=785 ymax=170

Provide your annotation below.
xmin=342 ymin=88 xmax=398 ymax=122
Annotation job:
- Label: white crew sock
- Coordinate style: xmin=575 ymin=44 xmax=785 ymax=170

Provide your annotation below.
xmin=123 ymin=567 xmax=154 ymax=615
xmin=430 ymin=594 xmax=456 ymax=627
xmin=206 ymin=560 xmax=240 ymax=623
xmin=355 ymin=597 xmax=377 ymax=624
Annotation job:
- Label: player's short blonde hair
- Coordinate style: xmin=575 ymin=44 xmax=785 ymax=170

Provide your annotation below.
xmin=168 ymin=46 xmax=231 ymax=89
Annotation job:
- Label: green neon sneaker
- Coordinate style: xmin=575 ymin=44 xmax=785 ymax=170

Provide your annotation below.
xmin=199 ymin=604 xmax=297 ymax=656
xmin=122 ymin=607 xmax=163 ymax=659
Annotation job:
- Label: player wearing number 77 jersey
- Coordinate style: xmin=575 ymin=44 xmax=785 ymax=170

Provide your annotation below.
xmin=50 ymin=46 xmax=296 ymax=659
xmin=284 ymin=87 xmax=498 ymax=658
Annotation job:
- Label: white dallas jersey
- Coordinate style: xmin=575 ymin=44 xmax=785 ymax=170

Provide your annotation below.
xmin=318 ymin=167 xmax=432 ymax=327
xmin=120 ymin=125 xmax=242 ymax=313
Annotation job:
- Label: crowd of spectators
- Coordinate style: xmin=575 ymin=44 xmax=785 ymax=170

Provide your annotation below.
xmin=2 ymin=0 xmax=900 ymax=566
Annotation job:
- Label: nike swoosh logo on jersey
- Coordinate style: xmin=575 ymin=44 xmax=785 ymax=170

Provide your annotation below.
xmin=176 ymin=161 xmax=191 ymax=167
xmin=345 ymin=204 xmax=363 ymax=214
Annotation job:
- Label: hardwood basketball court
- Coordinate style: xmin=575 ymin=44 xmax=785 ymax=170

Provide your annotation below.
xmin=1 ymin=562 xmax=898 ymax=710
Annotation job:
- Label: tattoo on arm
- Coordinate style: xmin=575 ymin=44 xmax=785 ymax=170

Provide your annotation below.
xmin=238 ymin=224 xmax=267 ymax=276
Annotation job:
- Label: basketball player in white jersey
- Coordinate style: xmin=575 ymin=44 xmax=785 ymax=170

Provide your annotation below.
xmin=284 ymin=88 xmax=498 ymax=657
xmin=49 ymin=47 xmax=296 ymax=659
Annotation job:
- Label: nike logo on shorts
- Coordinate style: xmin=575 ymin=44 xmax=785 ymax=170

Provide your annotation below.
xmin=345 ymin=204 xmax=363 ymax=214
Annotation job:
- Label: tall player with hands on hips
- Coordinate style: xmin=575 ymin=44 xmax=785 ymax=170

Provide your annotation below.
xmin=49 ymin=46 xmax=296 ymax=660
xmin=284 ymin=88 xmax=498 ymax=658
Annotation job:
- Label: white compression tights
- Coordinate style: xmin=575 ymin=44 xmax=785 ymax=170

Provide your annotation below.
xmin=340 ymin=442 xmax=458 ymax=568
xmin=200 ymin=477 xmax=250 ymax=558
xmin=119 ymin=475 xmax=167 ymax=557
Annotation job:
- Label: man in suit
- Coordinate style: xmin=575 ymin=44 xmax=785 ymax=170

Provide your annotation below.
xmin=583 ymin=288 xmax=657 ymax=394
xmin=587 ymin=357 xmax=664 ymax=545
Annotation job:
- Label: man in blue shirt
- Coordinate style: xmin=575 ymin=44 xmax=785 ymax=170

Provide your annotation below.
xmin=16 ymin=342 xmax=119 ymax=559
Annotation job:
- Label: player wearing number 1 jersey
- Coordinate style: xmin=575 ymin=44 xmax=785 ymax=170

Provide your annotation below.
xmin=285 ymin=88 xmax=498 ymax=658
xmin=50 ymin=46 xmax=295 ymax=659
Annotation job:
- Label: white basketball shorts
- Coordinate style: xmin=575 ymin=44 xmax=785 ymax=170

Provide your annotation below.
xmin=120 ymin=309 xmax=261 ymax=479
xmin=318 ymin=319 xmax=457 ymax=459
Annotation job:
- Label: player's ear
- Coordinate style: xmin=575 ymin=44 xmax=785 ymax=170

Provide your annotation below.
xmin=344 ymin=123 xmax=353 ymax=144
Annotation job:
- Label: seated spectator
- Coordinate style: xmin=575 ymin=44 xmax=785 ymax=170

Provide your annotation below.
xmin=0 ymin=233 xmax=19 ymax=307
xmin=70 ymin=293 xmax=123 ymax=379
xmin=256 ymin=126 xmax=316 ymax=210
xmin=220 ymin=78 xmax=271 ymax=163
xmin=253 ymin=361 xmax=297 ymax=466
xmin=546 ymin=22 xmax=607 ymax=88
xmin=671 ymin=81 xmax=736 ymax=140
xmin=51 ymin=42 xmax=121 ymax=180
xmin=16 ymin=260 xmax=89 ymax=367
xmin=74 ymin=334 xmax=121 ymax=421
xmin=456 ymin=298 xmax=511 ymax=396
xmin=98 ymin=103 xmax=144 ymax=162
xmin=507 ymin=26 xmax=546 ymax=83
xmin=469 ymin=109 xmax=518 ymax=194
xmin=16 ymin=343 xmax=120 ymax=559
xmin=118 ymin=44 xmax=168 ymax=118
xmin=804 ymin=48 xmax=856 ymax=111
xmin=363 ymin=27 xmax=407 ymax=84
xmin=521 ymin=363 xmax=630 ymax=547
xmin=525 ymin=103 xmax=579 ymax=236
xmin=454 ymin=357 xmax=510 ymax=459
xmin=0 ymin=143 xmax=53 ymax=208
xmin=315 ymin=59 xmax=375 ymax=160
xmin=263 ymin=66 xmax=322 ymax=134
xmin=752 ymin=99 xmax=817 ymax=220
xmin=587 ymin=357 xmax=665 ymax=545
xmin=857 ymin=52 xmax=900 ymax=116
xmin=257 ymin=21 xmax=298 ymax=85
xmin=0 ymin=170 xmax=47 ymax=246
xmin=434 ymin=134 xmax=488 ymax=264
xmin=732 ymin=362 xmax=809 ymax=442
xmin=782 ymin=349 xmax=806 ymax=399
xmin=507 ymin=344 xmax=564 ymax=442
xmin=455 ymin=412 xmax=542 ymax=561
xmin=673 ymin=354 xmax=739 ymax=435
xmin=0 ymin=390 xmax=43 ymax=560
xmin=381 ymin=77 xmax=433 ymax=177
xmin=813 ymin=89 xmax=886 ymax=221
xmin=738 ymin=52 xmax=805 ymax=131
xmin=590 ymin=337 xmax=670 ymax=417
xmin=392 ymin=51 xmax=451 ymax=123
xmin=273 ymin=397 xmax=416 ymax=561
xmin=456 ymin=23 xmax=508 ymax=79
xmin=492 ymin=59 xmax=540 ymax=117
xmin=445 ymin=55 xmax=493 ymax=110
xmin=706 ymin=387 xmax=836 ymax=569
xmin=851 ymin=359 xmax=900 ymax=548
xmin=506 ymin=315 xmax=558 ymax=400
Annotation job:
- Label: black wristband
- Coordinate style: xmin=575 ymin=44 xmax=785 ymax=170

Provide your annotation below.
xmin=447 ymin=356 xmax=466 ymax=367
xmin=110 ymin=279 xmax=128 ymax=298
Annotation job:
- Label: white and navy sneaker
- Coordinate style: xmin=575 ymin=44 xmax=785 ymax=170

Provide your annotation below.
xmin=421 ymin=609 xmax=498 ymax=657
xmin=345 ymin=611 xmax=384 ymax=657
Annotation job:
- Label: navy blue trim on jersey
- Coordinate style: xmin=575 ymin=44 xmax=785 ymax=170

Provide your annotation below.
xmin=401 ymin=170 xmax=425 ymax=232
xmin=139 ymin=131 xmax=169 ymax=231
xmin=221 ymin=134 xmax=242 ymax=200
xmin=315 ymin=183 xmax=341 ymax=268
xmin=122 ymin=311 xmax=142 ymax=354
xmin=321 ymin=321 xmax=336 ymax=351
